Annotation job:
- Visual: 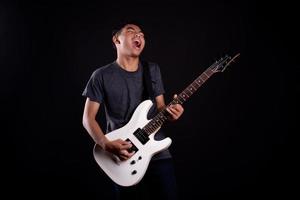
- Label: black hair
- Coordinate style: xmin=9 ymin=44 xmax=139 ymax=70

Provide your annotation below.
xmin=111 ymin=19 xmax=144 ymax=37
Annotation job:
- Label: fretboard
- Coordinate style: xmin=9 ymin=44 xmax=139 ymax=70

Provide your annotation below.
xmin=142 ymin=67 xmax=215 ymax=135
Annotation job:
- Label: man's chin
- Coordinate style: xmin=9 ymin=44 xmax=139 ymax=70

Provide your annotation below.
xmin=130 ymin=52 xmax=142 ymax=57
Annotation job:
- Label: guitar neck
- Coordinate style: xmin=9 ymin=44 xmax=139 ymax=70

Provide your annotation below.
xmin=142 ymin=67 xmax=215 ymax=135
xmin=172 ymin=67 xmax=214 ymax=105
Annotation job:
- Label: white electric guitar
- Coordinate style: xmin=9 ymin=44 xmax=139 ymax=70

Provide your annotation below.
xmin=93 ymin=54 xmax=240 ymax=186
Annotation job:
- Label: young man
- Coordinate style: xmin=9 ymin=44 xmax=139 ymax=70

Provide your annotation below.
xmin=82 ymin=21 xmax=184 ymax=200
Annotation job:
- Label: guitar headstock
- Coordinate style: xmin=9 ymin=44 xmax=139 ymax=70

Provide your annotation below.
xmin=210 ymin=53 xmax=240 ymax=73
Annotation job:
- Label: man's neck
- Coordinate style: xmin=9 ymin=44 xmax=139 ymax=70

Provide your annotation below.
xmin=116 ymin=56 xmax=139 ymax=72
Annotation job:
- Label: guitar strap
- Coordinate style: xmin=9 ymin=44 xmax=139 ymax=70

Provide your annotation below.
xmin=142 ymin=60 xmax=154 ymax=100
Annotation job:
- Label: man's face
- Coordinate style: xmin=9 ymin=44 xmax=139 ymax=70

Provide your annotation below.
xmin=113 ymin=24 xmax=145 ymax=57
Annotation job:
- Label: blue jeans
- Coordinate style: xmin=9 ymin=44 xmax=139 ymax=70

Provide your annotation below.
xmin=113 ymin=158 xmax=178 ymax=200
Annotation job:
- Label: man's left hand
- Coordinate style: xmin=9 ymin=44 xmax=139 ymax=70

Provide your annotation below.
xmin=166 ymin=94 xmax=184 ymax=121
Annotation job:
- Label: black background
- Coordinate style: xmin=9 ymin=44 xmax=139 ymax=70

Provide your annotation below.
xmin=2 ymin=0 xmax=297 ymax=199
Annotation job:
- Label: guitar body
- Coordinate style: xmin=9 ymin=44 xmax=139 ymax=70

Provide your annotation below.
xmin=93 ymin=100 xmax=172 ymax=187
xmin=92 ymin=54 xmax=240 ymax=187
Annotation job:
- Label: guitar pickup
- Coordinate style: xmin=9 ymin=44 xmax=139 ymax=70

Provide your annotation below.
xmin=133 ymin=128 xmax=149 ymax=145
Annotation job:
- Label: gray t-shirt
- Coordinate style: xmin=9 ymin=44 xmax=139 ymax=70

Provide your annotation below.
xmin=82 ymin=61 xmax=171 ymax=160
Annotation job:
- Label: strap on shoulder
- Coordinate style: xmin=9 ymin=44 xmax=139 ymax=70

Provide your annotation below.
xmin=142 ymin=60 xmax=154 ymax=100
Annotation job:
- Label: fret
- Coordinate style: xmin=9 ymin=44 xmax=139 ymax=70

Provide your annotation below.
xmin=150 ymin=121 xmax=156 ymax=130
xmin=154 ymin=118 xmax=163 ymax=126
xmin=175 ymin=97 xmax=184 ymax=104
xmin=182 ymin=91 xmax=189 ymax=98
xmin=184 ymin=89 xmax=193 ymax=96
xmin=146 ymin=125 xmax=153 ymax=133
xmin=194 ymin=80 xmax=200 ymax=87
xmin=187 ymin=89 xmax=194 ymax=96
xmin=143 ymin=127 xmax=150 ymax=134
xmin=153 ymin=119 xmax=161 ymax=128
xmin=203 ymin=71 xmax=209 ymax=78
xmin=200 ymin=73 xmax=208 ymax=81
xmin=206 ymin=69 xmax=213 ymax=76
xmin=188 ymin=85 xmax=195 ymax=93
xmin=191 ymin=82 xmax=198 ymax=89
xmin=178 ymin=94 xmax=186 ymax=102
xmin=158 ymin=113 xmax=167 ymax=121
xmin=147 ymin=125 xmax=155 ymax=133
xmin=198 ymin=76 xmax=204 ymax=83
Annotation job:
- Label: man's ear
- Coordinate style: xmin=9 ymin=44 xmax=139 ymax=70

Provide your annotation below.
xmin=112 ymin=35 xmax=120 ymax=45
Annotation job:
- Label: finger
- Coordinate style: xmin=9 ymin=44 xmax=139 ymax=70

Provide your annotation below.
xmin=124 ymin=151 xmax=135 ymax=159
xmin=120 ymin=149 xmax=129 ymax=156
xmin=117 ymin=150 xmax=128 ymax=160
xmin=128 ymin=151 xmax=135 ymax=157
xmin=168 ymin=107 xmax=179 ymax=116
xmin=173 ymin=94 xmax=178 ymax=99
xmin=120 ymin=150 xmax=134 ymax=159
xmin=118 ymin=139 xmax=131 ymax=147
xmin=119 ymin=155 xmax=128 ymax=160
xmin=120 ymin=143 xmax=132 ymax=150
xmin=174 ymin=104 xmax=184 ymax=112
xmin=167 ymin=111 xmax=178 ymax=120
xmin=166 ymin=107 xmax=173 ymax=116
xmin=116 ymin=139 xmax=130 ymax=146
xmin=119 ymin=139 xmax=130 ymax=145
xmin=166 ymin=108 xmax=176 ymax=119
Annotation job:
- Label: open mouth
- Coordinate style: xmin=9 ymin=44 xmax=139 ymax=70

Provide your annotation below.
xmin=133 ymin=40 xmax=142 ymax=49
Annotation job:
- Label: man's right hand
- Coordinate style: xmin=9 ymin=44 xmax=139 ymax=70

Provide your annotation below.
xmin=104 ymin=139 xmax=135 ymax=160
